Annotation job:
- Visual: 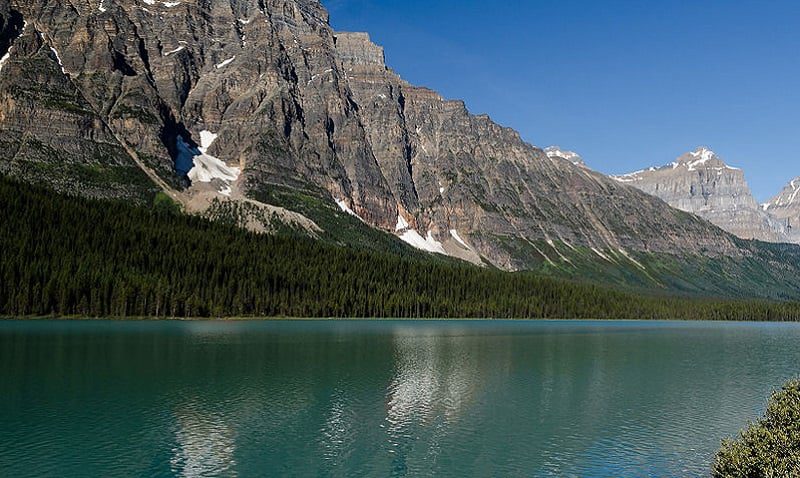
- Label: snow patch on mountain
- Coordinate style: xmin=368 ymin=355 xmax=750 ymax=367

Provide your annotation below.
xmin=764 ymin=178 xmax=800 ymax=210
xmin=544 ymin=146 xmax=584 ymax=166
xmin=49 ymin=47 xmax=68 ymax=75
xmin=334 ymin=198 xmax=365 ymax=222
xmin=449 ymin=229 xmax=471 ymax=249
xmin=395 ymin=214 xmax=410 ymax=232
xmin=177 ymin=131 xmax=240 ymax=194
xmin=399 ymin=229 xmax=447 ymax=255
xmin=215 ymin=56 xmax=235 ymax=69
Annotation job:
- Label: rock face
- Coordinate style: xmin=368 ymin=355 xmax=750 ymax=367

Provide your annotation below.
xmin=544 ymin=146 xmax=585 ymax=167
xmin=764 ymin=178 xmax=800 ymax=243
xmin=0 ymin=0 xmax=788 ymax=277
xmin=614 ymin=147 xmax=788 ymax=243
xmin=334 ymin=33 xmax=744 ymax=268
xmin=0 ymin=0 xmax=397 ymax=228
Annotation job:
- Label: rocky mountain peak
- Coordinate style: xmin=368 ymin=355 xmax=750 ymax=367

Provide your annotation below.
xmin=614 ymin=147 xmax=789 ymax=243
xmin=764 ymin=177 xmax=800 ymax=210
xmin=334 ymin=32 xmax=386 ymax=68
xmin=763 ymin=177 xmax=800 ymax=243
xmin=544 ymin=146 xmax=585 ymax=166
xmin=0 ymin=0 xmax=773 ymax=279
xmin=671 ymin=147 xmax=732 ymax=171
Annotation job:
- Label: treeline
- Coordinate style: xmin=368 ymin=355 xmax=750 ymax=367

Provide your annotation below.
xmin=1 ymin=177 xmax=800 ymax=320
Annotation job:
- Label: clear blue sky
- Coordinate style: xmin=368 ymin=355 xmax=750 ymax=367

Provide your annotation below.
xmin=325 ymin=0 xmax=800 ymax=201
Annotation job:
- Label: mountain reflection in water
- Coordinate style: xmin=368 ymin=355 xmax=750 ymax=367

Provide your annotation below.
xmin=1 ymin=320 xmax=799 ymax=477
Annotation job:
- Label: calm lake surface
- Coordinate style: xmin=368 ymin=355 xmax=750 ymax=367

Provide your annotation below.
xmin=1 ymin=320 xmax=799 ymax=477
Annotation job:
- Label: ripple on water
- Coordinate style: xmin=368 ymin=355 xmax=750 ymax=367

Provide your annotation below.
xmin=1 ymin=320 xmax=799 ymax=477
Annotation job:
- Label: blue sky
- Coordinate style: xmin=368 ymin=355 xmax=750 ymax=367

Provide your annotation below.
xmin=325 ymin=0 xmax=800 ymax=201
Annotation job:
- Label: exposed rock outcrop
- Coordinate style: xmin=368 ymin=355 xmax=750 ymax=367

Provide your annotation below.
xmin=764 ymin=178 xmax=800 ymax=243
xmin=614 ymin=147 xmax=788 ymax=243
xmin=544 ymin=146 xmax=585 ymax=167
xmin=334 ymin=32 xmax=742 ymax=269
xmin=0 ymin=0 xmax=785 ymax=276
xmin=0 ymin=0 xmax=397 ymax=229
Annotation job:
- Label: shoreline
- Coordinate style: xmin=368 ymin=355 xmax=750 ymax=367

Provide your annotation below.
xmin=2 ymin=316 xmax=800 ymax=324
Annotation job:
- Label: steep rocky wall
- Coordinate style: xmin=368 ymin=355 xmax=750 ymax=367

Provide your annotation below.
xmin=0 ymin=0 xmax=763 ymax=273
xmin=764 ymin=177 xmax=800 ymax=243
xmin=335 ymin=32 xmax=742 ymax=268
xmin=0 ymin=4 xmax=159 ymax=202
xmin=614 ymin=148 xmax=789 ymax=243
xmin=0 ymin=0 xmax=397 ymax=225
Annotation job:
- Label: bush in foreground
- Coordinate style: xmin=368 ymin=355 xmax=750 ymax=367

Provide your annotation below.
xmin=713 ymin=380 xmax=800 ymax=477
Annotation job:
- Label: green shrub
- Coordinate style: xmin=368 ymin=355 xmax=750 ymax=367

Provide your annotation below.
xmin=713 ymin=380 xmax=800 ymax=477
xmin=152 ymin=191 xmax=182 ymax=215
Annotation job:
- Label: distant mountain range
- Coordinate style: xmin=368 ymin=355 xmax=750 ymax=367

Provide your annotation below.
xmin=613 ymin=147 xmax=799 ymax=245
xmin=2 ymin=0 xmax=800 ymax=299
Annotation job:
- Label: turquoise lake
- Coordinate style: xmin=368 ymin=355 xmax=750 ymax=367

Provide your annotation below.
xmin=1 ymin=320 xmax=799 ymax=477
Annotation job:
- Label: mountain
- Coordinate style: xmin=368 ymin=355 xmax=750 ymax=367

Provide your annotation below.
xmin=763 ymin=177 xmax=800 ymax=243
xmin=2 ymin=0 xmax=800 ymax=299
xmin=544 ymin=146 xmax=585 ymax=167
xmin=332 ymin=32 xmax=746 ymax=271
xmin=614 ymin=147 xmax=788 ymax=243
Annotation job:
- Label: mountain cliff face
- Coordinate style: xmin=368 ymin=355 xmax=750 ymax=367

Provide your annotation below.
xmin=614 ymin=147 xmax=788 ymax=243
xmin=0 ymin=0 xmax=397 ymax=231
xmin=2 ymin=0 xmax=800 ymax=298
xmin=333 ymin=33 xmax=746 ymax=269
xmin=764 ymin=178 xmax=800 ymax=243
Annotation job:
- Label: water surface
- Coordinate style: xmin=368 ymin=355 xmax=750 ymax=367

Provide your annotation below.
xmin=1 ymin=320 xmax=799 ymax=477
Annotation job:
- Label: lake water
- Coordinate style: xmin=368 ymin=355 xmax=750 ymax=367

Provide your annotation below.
xmin=1 ymin=320 xmax=799 ymax=477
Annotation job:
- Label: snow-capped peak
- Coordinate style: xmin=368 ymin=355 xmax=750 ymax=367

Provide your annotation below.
xmin=544 ymin=146 xmax=584 ymax=166
xmin=675 ymin=146 xmax=718 ymax=171
xmin=763 ymin=177 xmax=800 ymax=211
xmin=672 ymin=147 xmax=740 ymax=172
xmin=688 ymin=146 xmax=716 ymax=162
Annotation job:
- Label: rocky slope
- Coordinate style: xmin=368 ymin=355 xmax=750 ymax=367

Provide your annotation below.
xmin=614 ymin=147 xmax=788 ymax=243
xmin=544 ymin=146 xmax=585 ymax=167
xmin=333 ymin=32 xmax=746 ymax=270
xmin=763 ymin=178 xmax=800 ymax=243
xmin=2 ymin=0 xmax=800 ymax=298
xmin=0 ymin=0 xmax=396 ymax=233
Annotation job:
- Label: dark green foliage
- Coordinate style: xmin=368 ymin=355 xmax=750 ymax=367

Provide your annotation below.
xmin=137 ymin=152 xmax=186 ymax=191
xmin=110 ymin=104 xmax=160 ymax=125
xmin=251 ymin=183 xmax=419 ymax=254
xmin=485 ymin=232 xmax=800 ymax=302
xmin=713 ymin=380 xmax=800 ymax=477
xmin=152 ymin=192 xmax=181 ymax=216
xmin=2 ymin=177 xmax=800 ymax=319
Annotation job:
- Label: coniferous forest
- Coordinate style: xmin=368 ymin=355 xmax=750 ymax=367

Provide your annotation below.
xmin=1 ymin=177 xmax=800 ymax=320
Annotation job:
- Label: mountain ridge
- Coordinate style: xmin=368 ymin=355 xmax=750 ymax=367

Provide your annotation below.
xmin=614 ymin=146 xmax=792 ymax=244
xmin=1 ymin=0 xmax=800 ymax=298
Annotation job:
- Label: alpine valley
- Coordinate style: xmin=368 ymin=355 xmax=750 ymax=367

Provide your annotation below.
xmin=2 ymin=0 xmax=800 ymax=316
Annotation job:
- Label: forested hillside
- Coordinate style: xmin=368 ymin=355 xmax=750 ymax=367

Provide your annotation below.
xmin=1 ymin=178 xmax=799 ymax=321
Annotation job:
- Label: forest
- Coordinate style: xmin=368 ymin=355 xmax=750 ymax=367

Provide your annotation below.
xmin=2 ymin=177 xmax=800 ymax=321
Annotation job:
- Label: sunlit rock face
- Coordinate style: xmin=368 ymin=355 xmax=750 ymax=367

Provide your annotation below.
xmin=0 ymin=0 xmax=770 ymax=271
xmin=614 ymin=147 xmax=789 ymax=243
xmin=544 ymin=146 xmax=586 ymax=167
xmin=0 ymin=0 xmax=398 ymax=225
xmin=763 ymin=177 xmax=800 ymax=244
xmin=334 ymin=32 xmax=744 ymax=268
